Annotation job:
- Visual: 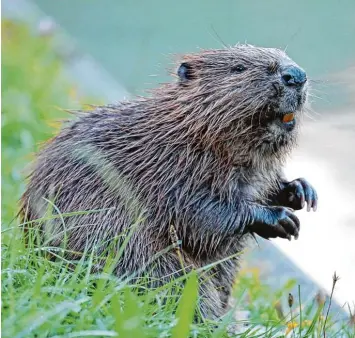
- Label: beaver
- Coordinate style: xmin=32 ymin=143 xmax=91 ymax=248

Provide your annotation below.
xmin=20 ymin=44 xmax=318 ymax=320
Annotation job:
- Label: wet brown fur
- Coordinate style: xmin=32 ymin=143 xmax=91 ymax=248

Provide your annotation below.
xmin=20 ymin=44 xmax=308 ymax=319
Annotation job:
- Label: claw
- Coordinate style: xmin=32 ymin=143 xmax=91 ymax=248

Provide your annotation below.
xmin=249 ymin=206 xmax=300 ymax=241
xmin=312 ymin=199 xmax=318 ymax=212
xmin=279 ymin=178 xmax=318 ymax=212
xmin=298 ymin=178 xmax=318 ymax=212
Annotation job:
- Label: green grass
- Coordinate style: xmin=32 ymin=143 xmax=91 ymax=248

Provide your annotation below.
xmin=1 ymin=19 xmax=81 ymax=224
xmin=1 ymin=19 xmax=354 ymax=338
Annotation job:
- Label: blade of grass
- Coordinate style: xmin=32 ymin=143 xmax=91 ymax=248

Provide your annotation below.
xmin=172 ymin=271 xmax=199 ymax=338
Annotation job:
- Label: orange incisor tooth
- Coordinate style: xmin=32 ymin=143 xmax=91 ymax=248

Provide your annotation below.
xmin=282 ymin=113 xmax=295 ymax=123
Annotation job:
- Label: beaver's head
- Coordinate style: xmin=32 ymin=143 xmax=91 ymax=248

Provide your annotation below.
xmin=176 ymin=45 xmax=309 ymax=163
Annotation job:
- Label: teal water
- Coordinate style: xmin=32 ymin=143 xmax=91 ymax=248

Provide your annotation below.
xmin=34 ymin=0 xmax=355 ymax=107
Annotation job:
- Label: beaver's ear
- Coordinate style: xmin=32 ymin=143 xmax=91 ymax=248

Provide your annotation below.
xmin=177 ymin=62 xmax=194 ymax=82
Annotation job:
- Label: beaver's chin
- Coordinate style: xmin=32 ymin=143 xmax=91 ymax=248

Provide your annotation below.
xmin=263 ymin=110 xmax=298 ymax=132
xmin=268 ymin=86 xmax=307 ymax=132
xmin=260 ymin=109 xmax=300 ymax=152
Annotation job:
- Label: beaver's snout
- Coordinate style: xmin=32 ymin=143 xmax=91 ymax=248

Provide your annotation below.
xmin=281 ymin=65 xmax=307 ymax=88
xmin=271 ymin=63 xmax=308 ymax=127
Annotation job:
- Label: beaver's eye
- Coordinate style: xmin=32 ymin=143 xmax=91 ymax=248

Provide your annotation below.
xmin=178 ymin=62 xmax=194 ymax=81
xmin=231 ymin=64 xmax=247 ymax=73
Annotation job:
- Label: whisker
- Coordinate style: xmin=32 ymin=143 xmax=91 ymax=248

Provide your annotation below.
xmin=304 ymin=110 xmax=317 ymax=121
xmin=308 ymin=78 xmax=328 ymax=85
xmin=208 ymin=25 xmax=230 ymax=50
xmin=308 ymin=87 xmax=328 ymax=95
xmin=304 ymin=105 xmax=321 ymax=118
xmin=307 ymin=93 xmax=330 ymax=103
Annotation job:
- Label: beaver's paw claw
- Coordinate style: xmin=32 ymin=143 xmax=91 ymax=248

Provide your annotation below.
xmin=249 ymin=206 xmax=300 ymax=241
xmin=285 ymin=178 xmax=318 ymax=211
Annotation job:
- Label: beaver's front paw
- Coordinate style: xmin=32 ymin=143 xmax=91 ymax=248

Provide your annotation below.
xmin=277 ymin=178 xmax=318 ymax=211
xmin=249 ymin=206 xmax=300 ymax=240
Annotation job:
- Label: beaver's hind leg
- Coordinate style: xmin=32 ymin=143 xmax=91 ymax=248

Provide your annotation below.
xmin=146 ymin=253 xmax=227 ymax=320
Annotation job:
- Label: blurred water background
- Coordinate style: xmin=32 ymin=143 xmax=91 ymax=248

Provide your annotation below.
xmin=3 ymin=0 xmax=355 ymax=314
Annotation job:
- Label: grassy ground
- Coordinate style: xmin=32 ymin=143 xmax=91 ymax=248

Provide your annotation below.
xmin=1 ymin=19 xmax=354 ymax=337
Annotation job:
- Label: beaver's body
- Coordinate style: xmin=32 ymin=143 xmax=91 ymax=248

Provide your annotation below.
xmin=21 ymin=45 xmax=317 ymax=319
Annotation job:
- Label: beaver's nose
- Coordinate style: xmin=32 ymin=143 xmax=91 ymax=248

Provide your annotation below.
xmin=281 ymin=65 xmax=307 ymax=87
